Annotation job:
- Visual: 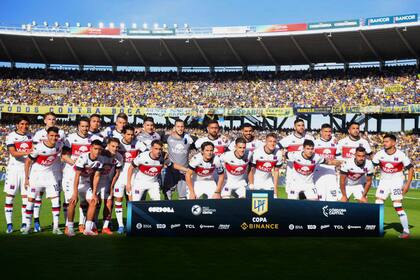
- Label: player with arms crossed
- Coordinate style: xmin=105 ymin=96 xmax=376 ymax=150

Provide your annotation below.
xmin=339 ymin=147 xmax=374 ymax=203
xmin=287 ymin=140 xmax=341 ymax=200
xmin=314 ymin=123 xmax=340 ymax=201
xmin=65 ymin=140 xmax=104 ymax=236
xmin=186 ymin=142 xmax=224 ymax=199
xmin=23 ymin=127 xmax=63 ymax=235
xmin=372 ymin=134 xmax=414 ymax=239
xmin=248 ymin=133 xmax=282 ymax=198
xmin=218 ymin=138 xmax=251 ymax=199
xmin=4 ymin=116 xmax=33 ymax=233
xmin=126 ymin=140 xmax=166 ymax=201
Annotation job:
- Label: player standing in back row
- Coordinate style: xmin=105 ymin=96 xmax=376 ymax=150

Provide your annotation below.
xmin=195 ymin=120 xmax=230 ymax=156
xmin=372 ymin=134 xmax=414 ymax=239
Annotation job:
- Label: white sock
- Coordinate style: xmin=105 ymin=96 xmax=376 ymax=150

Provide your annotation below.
xmin=394 ymin=202 xmax=409 ymax=233
xmin=4 ymin=196 xmax=14 ymax=225
xmin=103 ymin=219 xmax=110 ymax=229
xmin=85 ymin=220 xmax=93 ymax=232
xmin=115 ymin=201 xmax=124 ymax=228
xmin=375 ymin=199 xmax=384 ymax=204
xmin=67 ymin=221 xmax=74 ymax=230
xmin=33 ymin=199 xmax=42 ymax=221
xmin=51 ymin=197 xmax=60 ymax=229
xmin=21 ymin=196 xmax=28 ymax=225
xmin=25 ymin=201 xmax=34 ymax=228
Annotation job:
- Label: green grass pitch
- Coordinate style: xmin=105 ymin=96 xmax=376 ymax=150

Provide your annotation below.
xmin=0 ymin=182 xmax=419 ymax=279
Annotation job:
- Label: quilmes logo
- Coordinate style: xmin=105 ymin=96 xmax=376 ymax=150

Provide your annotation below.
xmin=252 ymin=192 xmax=268 ymax=216
xmin=322 ymin=205 xmax=347 ymax=217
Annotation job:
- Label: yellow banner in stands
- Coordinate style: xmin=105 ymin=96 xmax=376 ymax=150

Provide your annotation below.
xmin=0 ymin=104 xmax=145 ymax=115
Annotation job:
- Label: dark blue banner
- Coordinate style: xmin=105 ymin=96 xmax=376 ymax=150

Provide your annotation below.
xmin=127 ymin=191 xmax=383 ymax=237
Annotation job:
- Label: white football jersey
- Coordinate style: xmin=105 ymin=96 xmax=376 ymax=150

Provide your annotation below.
xmin=372 ymin=149 xmax=412 ymax=181
xmin=188 ymin=153 xmax=224 ymax=182
xmin=118 ymin=139 xmax=143 ymax=180
xmin=101 ymin=126 xmax=124 ymax=141
xmin=132 ymin=151 xmax=165 ymax=184
xmin=340 ymin=158 xmax=374 ymax=186
xmin=314 ymin=138 xmax=338 ymax=174
xmin=88 ymin=130 xmax=105 ymax=143
xmin=74 ymin=152 xmax=103 ymax=185
xmin=195 ymin=135 xmax=230 ymax=156
xmin=337 ymin=136 xmax=372 ymax=159
xmin=28 ymin=141 xmax=63 ymax=174
xmin=33 ymin=128 xmax=66 ymax=144
xmin=287 ymin=152 xmax=325 ymax=186
xmin=137 ymin=132 xmax=161 ymax=152
xmin=6 ymin=131 xmax=33 ymax=167
xmin=220 ymin=150 xmax=252 ymax=185
xmin=251 ymin=146 xmax=283 ymax=186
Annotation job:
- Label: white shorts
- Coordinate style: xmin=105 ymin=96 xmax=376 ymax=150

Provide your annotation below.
xmin=64 ymin=180 xmax=91 ymax=204
xmin=114 ymin=176 xmax=135 ymax=199
xmin=193 ymin=180 xmax=217 ymax=199
xmin=98 ymin=183 xmax=112 ymax=200
xmin=4 ymin=166 xmax=27 ymax=196
xmin=315 ymin=174 xmax=340 ymax=201
xmin=222 ymin=181 xmax=247 ymax=198
xmin=345 ymin=184 xmax=364 ymax=200
xmin=131 ymin=181 xmax=161 ymax=201
xmin=287 ymin=184 xmax=318 ymax=200
xmin=28 ymin=172 xmax=60 ymax=199
xmin=376 ymin=178 xmax=404 ymax=201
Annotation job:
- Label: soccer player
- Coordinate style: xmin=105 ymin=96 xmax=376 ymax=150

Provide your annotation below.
xmin=219 ymin=138 xmax=251 ymax=199
xmin=23 ymin=127 xmax=63 ymax=235
xmin=248 ymin=133 xmax=282 ymax=198
xmin=227 ymin=123 xmax=263 ymax=153
xmin=32 ymin=112 xmax=66 ymax=232
xmin=339 ymin=147 xmax=374 ymax=203
xmin=4 ymin=116 xmax=33 ymax=233
xmin=195 ymin=120 xmax=230 ymax=156
xmin=126 ymin=140 xmax=166 ymax=201
xmin=287 ymin=140 xmax=341 ymax=200
xmin=86 ymin=138 xmax=123 ymax=235
xmin=314 ymin=123 xmax=340 ymax=201
xmin=65 ymin=140 xmax=104 ymax=237
xmin=337 ymin=121 xmax=372 ymax=159
xmin=101 ymin=112 xmax=128 ymax=141
xmin=62 ymin=117 xmax=101 ymax=232
xmin=162 ymin=119 xmax=196 ymax=200
xmin=372 ymin=134 xmax=414 ymax=239
xmin=279 ymin=119 xmax=314 ymax=198
xmin=136 ymin=117 xmax=162 ymax=151
xmin=186 ymin=142 xmax=224 ymax=199
xmin=113 ymin=125 xmax=143 ymax=234
xmin=88 ymin=113 xmax=104 ymax=141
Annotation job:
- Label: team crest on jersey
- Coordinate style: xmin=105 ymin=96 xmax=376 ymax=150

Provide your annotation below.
xmin=252 ymin=193 xmax=268 ymax=216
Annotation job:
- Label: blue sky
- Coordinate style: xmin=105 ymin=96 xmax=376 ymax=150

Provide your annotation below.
xmin=1 ymin=0 xmax=419 ymax=27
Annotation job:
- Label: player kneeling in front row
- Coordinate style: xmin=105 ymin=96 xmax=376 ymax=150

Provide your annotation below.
xmin=217 ymin=138 xmax=251 ymax=199
xmin=372 ymin=134 xmax=414 ymax=239
xmin=287 ymin=140 xmax=342 ymax=200
xmin=126 ymin=140 xmax=166 ymax=202
xmin=84 ymin=138 xmax=123 ymax=235
xmin=186 ymin=142 xmax=224 ymax=199
xmin=65 ymin=140 xmax=104 ymax=237
xmin=248 ymin=133 xmax=282 ymax=198
xmin=339 ymin=147 xmax=374 ymax=203
xmin=23 ymin=127 xmax=63 ymax=235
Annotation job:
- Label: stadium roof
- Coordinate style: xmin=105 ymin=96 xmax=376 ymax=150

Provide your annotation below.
xmin=0 ymin=21 xmax=420 ymax=68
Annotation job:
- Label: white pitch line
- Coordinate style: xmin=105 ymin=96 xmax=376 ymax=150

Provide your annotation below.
xmin=367 ymin=194 xmax=420 ymax=200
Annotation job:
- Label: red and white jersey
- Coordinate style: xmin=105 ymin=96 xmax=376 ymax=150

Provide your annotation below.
xmin=6 ymin=131 xmax=33 ymax=167
xmin=188 ymin=153 xmax=224 ymax=182
xmin=132 ymin=151 xmax=165 ymax=184
xmin=118 ymin=139 xmax=143 ymax=180
xmin=228 ymin=137 xmax=264 ymax=154
xmin=98 ymin=151 xmax=123 ymax=184
xmin=88 ymin=130 xmax=105 ymax=143
xmin=340 ymin=158 xmax=374 ymax=186
xmin=314 ymin=138 xmax=338 ymax=174
xmin=337 ymin=136 xmax=372 ymax=159
xmin=280 ymin=132 xmax=314 ymax=153
xmin=63 ymin=133 xmax=102 ymax=179
xmin=372 ymin=149 xmax=412 ymax=181
xmin=195 ymin=135 xmax=230 ymax=156
xmin=137 ymin=132 xmax=161 ymax=152
xmin=28 ymin=141 xmax=63 ymax=175
xmin=287 ymin=152 xmax=325 ymax=186
xmin=74 ymin=152 xmax=103 ymax=185
xmin=220 ymin=150 xmax=252 ymax=185
xmin=101 ymin=126 xmax=124 ymax=141
xmin=251 ymin=146 xmax=282 ymax=185
xmin=33 ymin=128 xmax=66 ymax=144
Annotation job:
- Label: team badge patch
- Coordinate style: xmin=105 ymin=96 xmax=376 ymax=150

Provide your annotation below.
xmin=252 ymin=193 xmax=268 ymax=216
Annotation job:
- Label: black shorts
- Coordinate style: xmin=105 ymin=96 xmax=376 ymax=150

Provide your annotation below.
xmin=163 ymin=164 xmax=185 ymax=192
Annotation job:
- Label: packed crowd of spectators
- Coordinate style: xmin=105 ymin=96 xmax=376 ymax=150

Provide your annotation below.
xmin=0 ymin=66 xmax=418 ymax=108
xmin=0 ymin=124 xmax=418 ymax=174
